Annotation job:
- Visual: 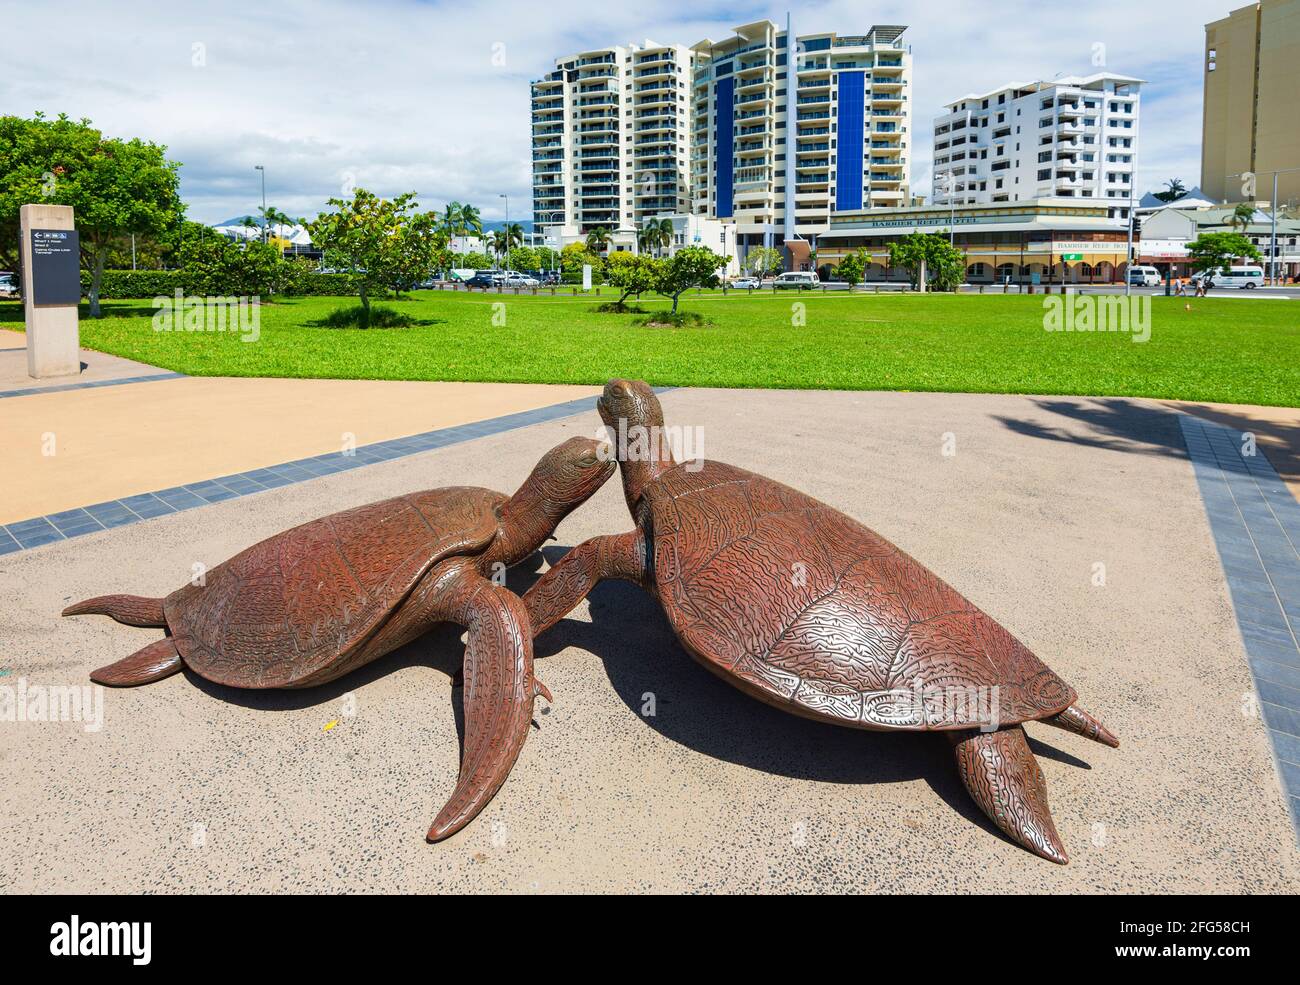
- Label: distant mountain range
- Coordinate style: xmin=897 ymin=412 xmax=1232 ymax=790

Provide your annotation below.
xmin=214 ymin=216 xmax=535 ymax=232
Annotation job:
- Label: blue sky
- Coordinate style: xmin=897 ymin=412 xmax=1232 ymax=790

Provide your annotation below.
xmin=4 ymin=0 xmax=1225 ymax=224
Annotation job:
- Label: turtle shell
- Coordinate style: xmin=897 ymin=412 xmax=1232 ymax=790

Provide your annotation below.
xmin=647 ymin=461 xmax=1075 ymax=731
xmin=164 ymin=487 xmax=504 ymax=688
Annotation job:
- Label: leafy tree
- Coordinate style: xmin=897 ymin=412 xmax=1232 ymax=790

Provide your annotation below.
xmin=180 ymin=235 xmax=302 ymax=297
xmin=585 ymin=226 xmax=612 ymax=254
xmin=1186 ymin=231 xmax=1261 ymax=274
xmin=455 ymin=250 xmax=493 ymax=270
xmin=0 ymin=113 xmax=182 ymax=316
xmin=1153 ymin=178 xmax=1187 ymax=203
xmin=746 ymin=246 xmax=783 ymax=277
xmin=506 ymin=245 xmax=538 ymax=272
xmin=888 ymin=231 xmax=965 ymax=292
xmin=307 ymin=188 xmax=441 ymax=322
xmin=560 ymin=241 xmax=599 ymax=275
xmin=654 ymin=245 xmax=723 ymax=313
xmin=835 ymin=250 xmax=865 ymax=287
xmin=604 ymin=252 xmax=660 ymax=308
xmin=533 ymin=246 xmax=559 ymax=271
xmin=439 ymin=201 xmax=483 ymax=239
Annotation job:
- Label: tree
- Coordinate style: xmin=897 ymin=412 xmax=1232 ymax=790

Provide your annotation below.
xmin=506 ymin=245 xmax=539 ymax=272
xmin=560 ymin=241 xmax=599 ymax=275
xmin=835 ymin=250 xmax=866 ymax=287
xmin=180 ymin=235 xmax=303 ymax=297
xmin=307 ymin=188 xmax=441 ymax=323
xmin=604 ymin=252 xmax=660 ymax=309
xmin=1186 ymin=231 xmax=1261 ymax=274
xmin=585 ymin=226 xmax=612 ymax=254
xmin=439 ymin=201 xmax=483 ymax=240
xmin=746 ymin=246 xmax=783 ymax=277
xmin=1153 ymin=178 xmax=1187 ymax=203
xmin=654 ymin=245 xmax=723 ymax=313
xmin=888 ymin=231 xmax=965 ymax=291
xmin=639 ymin=217 xmax=673 ymax=257
xmin=0 ymin=113 xmax=183 ymax=316
xmin=1230 ymin=202 xmax=1256 ymax=234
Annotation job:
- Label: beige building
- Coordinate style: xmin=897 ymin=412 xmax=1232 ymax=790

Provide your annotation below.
xmin=1201 ymin=0 xmax=1300 ymax=208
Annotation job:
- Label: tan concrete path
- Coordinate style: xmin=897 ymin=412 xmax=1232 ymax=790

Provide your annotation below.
xmin=0 ymin=377 xmax=600 ymax=524
xmin=0 ymin=330 xmax=177 ymax=393
xmin=1 ymin=388 xmax=1295 ymax=892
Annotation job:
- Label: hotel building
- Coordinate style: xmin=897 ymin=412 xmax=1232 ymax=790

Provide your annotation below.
xmin=931 ymin=74 xmax=1142 ymax=221
xmin=1201 ymin=0 xmax=1300 ymax=207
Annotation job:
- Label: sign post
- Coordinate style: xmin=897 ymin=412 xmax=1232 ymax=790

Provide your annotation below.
xmin=19 ymin=204 xmax=81 ymax=379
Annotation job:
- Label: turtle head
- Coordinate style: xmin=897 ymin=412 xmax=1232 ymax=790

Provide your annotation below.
xmin=597 ymin=379 xmax=663 ymax=431
xmin=597 ymin=379 xmax=676 ymax=512
xmin=496 ymin=436 xmax=615 ymax=565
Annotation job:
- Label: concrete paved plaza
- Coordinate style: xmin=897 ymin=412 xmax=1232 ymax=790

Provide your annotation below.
xmin=2 ymin=377 xmax=1298 ymax=892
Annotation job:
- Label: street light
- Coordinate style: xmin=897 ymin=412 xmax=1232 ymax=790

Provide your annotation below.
xmin=254 ymin=165 xmax=266 ymax=244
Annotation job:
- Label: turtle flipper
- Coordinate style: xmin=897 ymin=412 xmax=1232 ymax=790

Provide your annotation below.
xmin=427 ymin=575 xmax=545 ymax=842
xmin=523 ymin=530 xmax=647 ymax=638
xmin=91 ymin=637 xmax=183 ymax=687
xmin=1041 ymin=704 xmax=1119 ymax=748
xmin=64 ymin=594 xmax=166 ymax=628
xmin=948 ymin=726 xmax=1069 ymax=864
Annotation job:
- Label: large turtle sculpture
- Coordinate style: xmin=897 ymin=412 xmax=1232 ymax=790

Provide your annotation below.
xmin=524 ymin=380 xmax=1118 ymax=863
xmin=64 ymin=436 xmax=614 ymax=841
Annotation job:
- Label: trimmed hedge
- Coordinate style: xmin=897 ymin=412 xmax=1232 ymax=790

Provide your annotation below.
xmin=79 ymin=269 xmax=354 ymax=299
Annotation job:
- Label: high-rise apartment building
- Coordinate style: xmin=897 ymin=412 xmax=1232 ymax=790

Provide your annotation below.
xmin=931 ymin=74 xmax=1142 ymax=220
xmin=1201 ymin=0 xmax=1300 ymax=207
xmin=530 ymin=41 xmax=695 ymax=241
xmin=688 ymin=20 xmax=911 ymax=257
xmin=530 ymin=19 xmax=912 ymax=264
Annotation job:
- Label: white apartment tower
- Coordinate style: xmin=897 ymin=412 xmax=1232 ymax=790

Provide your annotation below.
xmin=689 ymin=20 xmax=912 ymax=258
xmin=530 ymin=42 xmax=695 ymax=239
xmin=931 ymin=73 xmax=1142 ymax=219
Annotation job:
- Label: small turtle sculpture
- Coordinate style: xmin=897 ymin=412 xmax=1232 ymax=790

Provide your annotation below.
xmin=64 ymin=436 xmax=614 ymax=841
xmin=524 ymin=381 xmax=1118 ymax=863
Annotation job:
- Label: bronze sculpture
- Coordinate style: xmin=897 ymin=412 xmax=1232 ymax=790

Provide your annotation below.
xmin=64 ymin=437 xmax=615 ymax=841
xmin=524 ymin=380 xmax=1118 ymax=863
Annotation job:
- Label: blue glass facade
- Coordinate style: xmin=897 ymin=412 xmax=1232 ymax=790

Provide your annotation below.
xmin=835 ymin=71 xmax=866 ymax=212
xmin=715 ymin=76 xmax=734 ymax=218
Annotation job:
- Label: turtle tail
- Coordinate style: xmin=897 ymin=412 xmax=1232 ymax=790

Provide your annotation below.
xmin=63 ymin=594 xmax=166 ymax=628
xmin=1041 ymin=704 xmax=1119 ymax=748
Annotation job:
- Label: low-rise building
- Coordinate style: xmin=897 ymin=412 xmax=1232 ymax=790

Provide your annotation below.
xmin=1138 ymin=206 xmax=1300 ymax=279
xmin=817 ymin=198 xmax=1130 ymax=284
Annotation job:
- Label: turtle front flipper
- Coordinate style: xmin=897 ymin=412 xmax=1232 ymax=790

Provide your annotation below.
xmin=427 ymin=573 xmax=547 ymax=842
xmin=948 ymin=726 xmax=1069 ymax=864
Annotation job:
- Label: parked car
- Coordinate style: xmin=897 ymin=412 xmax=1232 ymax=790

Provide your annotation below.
xmin=773 ymin=271 xmax=820 ymax=290
xmin=731 ymin=276 xmax=761 ymax=290
xmin=466 ymin=271 xmax=502 ymax=288
xmin=1126 ymin=265 xmax=1162 ymax=287
xmin=0 ymin=272 xmax=17 ymax=298
xmin=501 ymin=272 xmax=540 ymax=287
xmin=1197 ymin=265 xmax=1265 ymax=289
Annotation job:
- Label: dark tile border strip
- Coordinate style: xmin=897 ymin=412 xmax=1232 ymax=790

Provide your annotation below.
xmin=0 ymin=371 xmax=186 ymax=400
xmin=1178 ymin=413 xmax=1300 ymax=841
xmin=0 ymin=387 xmax=668 ymax=556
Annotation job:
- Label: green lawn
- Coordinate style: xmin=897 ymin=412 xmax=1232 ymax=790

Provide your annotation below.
xmin=2 ymin=290 xmax=1297 ymax=406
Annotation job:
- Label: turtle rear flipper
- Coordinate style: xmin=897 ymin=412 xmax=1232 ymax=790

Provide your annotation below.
xmin=1041 ymin=704 xmax=1119 ymax=748
xmin=427 ymin=575 xmax=547 ymax=841
xmin=63 ymin=594 xmax=166 ymax=628
xmin=91 ymin=637 xmax=183 ymax=687
xmin=949 ymin=726 xmax=1069 ymax=864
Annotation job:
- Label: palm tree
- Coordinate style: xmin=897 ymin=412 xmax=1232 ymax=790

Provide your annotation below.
xmin=1231 ymin=202 xmax=1255 ymax=234
xmin=585 ymin=226 xmax=612 ymax=255
xmin=489 ymin=229 xmax=511 ymax=267
xmin=639 ymin=217 xmax=673 ymax=257
xmin=1154 ymin=178 xmax=1187 ymax=203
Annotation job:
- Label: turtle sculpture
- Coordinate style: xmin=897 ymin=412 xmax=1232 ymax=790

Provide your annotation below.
xmin=64 ymin=436 xmax=615 ymax=841
xmin=523 ymin=380 xmax=1118 ymax=863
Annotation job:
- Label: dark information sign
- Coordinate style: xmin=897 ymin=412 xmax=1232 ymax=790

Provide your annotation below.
xmin=30 ymin=229 xmax=81 ymax=305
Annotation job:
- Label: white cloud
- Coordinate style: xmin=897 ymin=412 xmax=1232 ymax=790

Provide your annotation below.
xmin=2 ymin=0 xmax=1224 ymax=223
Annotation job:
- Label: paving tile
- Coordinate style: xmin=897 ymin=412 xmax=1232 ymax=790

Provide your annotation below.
xmin=1250 ymin=656 xmax=1300 ymax=691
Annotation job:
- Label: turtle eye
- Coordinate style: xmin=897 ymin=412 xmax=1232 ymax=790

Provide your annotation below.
xmin=576 ymin=454 xmax=598 ymax=468
xmin=609 ymin=384 xmax=626 ymax=398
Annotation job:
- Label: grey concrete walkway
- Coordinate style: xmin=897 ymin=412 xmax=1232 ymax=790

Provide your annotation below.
xmin=1 ymin=388 xmax=1297 ymax=892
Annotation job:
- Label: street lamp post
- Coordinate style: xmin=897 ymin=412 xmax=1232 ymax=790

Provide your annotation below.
xmin=1227 ymin=167 xmax=1300 ymax=286
xmin=254 ymin=165 xmax=266 ymax=244
xmin=499 ymin=193 xmax=509 ymax=271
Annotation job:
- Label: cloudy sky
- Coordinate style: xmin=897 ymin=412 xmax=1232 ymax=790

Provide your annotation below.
xmin=5 ymin=0 xmax=1227 ymax=224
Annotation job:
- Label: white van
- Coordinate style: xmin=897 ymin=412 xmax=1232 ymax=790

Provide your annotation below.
xmin=1207 ymin=266 xmax=1265 ymax=289
xmin=773 ymin=271 xmax=819 ymax=290
xmin=1126 ymin=265 xmax=1161 ymax=286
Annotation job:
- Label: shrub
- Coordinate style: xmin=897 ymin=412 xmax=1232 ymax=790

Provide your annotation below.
xmin=634 ymin=310 xmax=710 ymax=328
xmin=79 ymin=269 xmax=185 ymax=299
xmin=313 ymin=304 xmax=415 ymax=329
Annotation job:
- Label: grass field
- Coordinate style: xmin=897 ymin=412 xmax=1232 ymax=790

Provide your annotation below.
xmin=3 ymin=290 xmax=1298 ymax=406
